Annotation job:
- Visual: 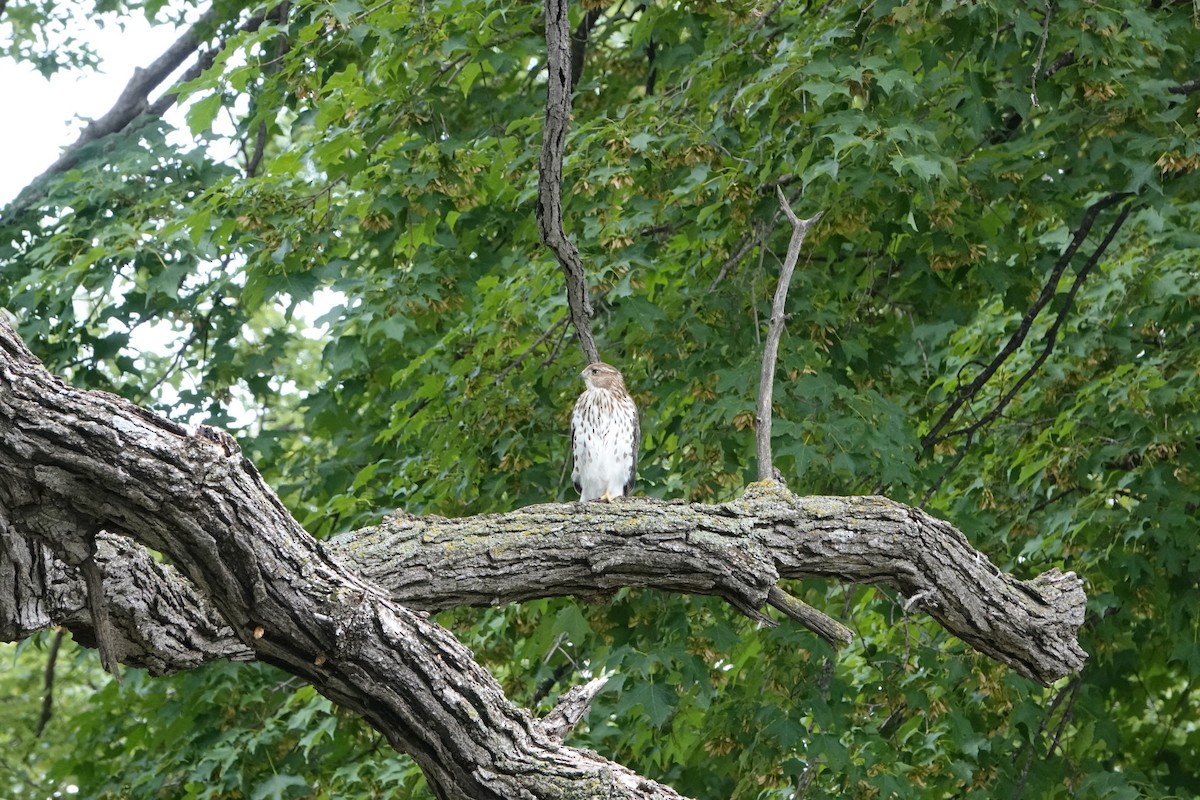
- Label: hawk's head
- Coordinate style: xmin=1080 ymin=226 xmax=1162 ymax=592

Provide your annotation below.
xmin=580 ymin=362 xmax=626 ymax=392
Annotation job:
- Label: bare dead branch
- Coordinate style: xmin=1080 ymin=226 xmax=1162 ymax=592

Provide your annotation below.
xmin=756 ymin=187 xmax=822 ymax=481
xmin=537 ymin=0 xmax=600 ymax=364
xmin=767 ymin=586 xmax=853 ymax=647
xmin=747 ymin=190 xmax=831 ymax=646
xmin=4 ymin=476 xmax=1090 ymax=688
xmin=922 ymin=192 xmax=1135 ymax=450
xmin=541 ymin=676 xmax=609 ymax=741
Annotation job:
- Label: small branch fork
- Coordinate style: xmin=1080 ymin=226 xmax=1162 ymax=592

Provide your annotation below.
xmin=755 ymin=188 xmax=840 ymax=644
xmin=756 ymin=188 xmax=823 ymax=480
xmin=537 ymin=0 xmax=600 ymax=364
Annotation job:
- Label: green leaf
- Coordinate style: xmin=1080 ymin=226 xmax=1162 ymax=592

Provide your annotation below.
xmin=186 ymin=93 xmax=223 ymax=135
xmin=251 ymin=773 xmax=309 ymax=800
xmin=625 ymin=681 xmax=677 ymax=728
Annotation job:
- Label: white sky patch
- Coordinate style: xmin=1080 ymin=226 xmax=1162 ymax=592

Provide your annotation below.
xmin=0 ymin=9 xmax=195 ymax=204
xmin=3 ymin=8 xmax=346 ymax=428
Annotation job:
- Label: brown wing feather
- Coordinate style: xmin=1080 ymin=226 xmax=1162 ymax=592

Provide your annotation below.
xmin=624 ymin=402 xmax=640 ymax=496
xmin=570 ymin=405 xmax=582 ymax=495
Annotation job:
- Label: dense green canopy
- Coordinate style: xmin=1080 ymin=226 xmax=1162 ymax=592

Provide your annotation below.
xmin=2 ymin=0 xmax=1198 ymax=797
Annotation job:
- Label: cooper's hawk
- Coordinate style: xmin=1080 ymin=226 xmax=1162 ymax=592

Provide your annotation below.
xmin=571 ymin=362 xmax=639 ymax=502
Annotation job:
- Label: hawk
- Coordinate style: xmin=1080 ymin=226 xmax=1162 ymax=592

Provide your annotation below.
xmin=571 ymin=362 xmax=639 ymax=502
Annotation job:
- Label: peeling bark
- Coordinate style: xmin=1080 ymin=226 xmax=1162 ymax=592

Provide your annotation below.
xmin=0 ymin=317 xmax=1088 ymax=798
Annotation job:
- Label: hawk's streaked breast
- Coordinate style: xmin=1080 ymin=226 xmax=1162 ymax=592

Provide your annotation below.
xmin=571 ymin=363 xmax=639 ymax=502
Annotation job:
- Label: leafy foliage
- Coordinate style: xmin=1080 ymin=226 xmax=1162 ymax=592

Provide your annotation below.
xmin=2 ymin=0 xmax=1199 ymax=797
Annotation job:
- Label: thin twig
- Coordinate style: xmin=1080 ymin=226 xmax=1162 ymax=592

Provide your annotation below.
xmin=756 ymin=186 xmax=821 ymax=481
xmin=938 ymin=197 xmax=1135 ymax=444
xmin=1168 ymin=77 xmax=1200 ymax=95
xmin=494 ymin=314 xmax=569 ymax=385
xmin=1011 ymin=675 xmax=1081 ymax=800
xmin=767 ymin=586 xmax=853 ymax=647
xmin=708 ymin=219 xmax=772 ymax=291
xmin=35 ymin=629 xmax=66 ymax=737
xmin=531 ymin=661 xmax=574 ymax=707
xmin=245 ymin=3 xmax=290 ymax=179
xmin=920 ymin=431 xmax=973 ymax=508
xmin=537 ymin=0 xmax=600 ymax=365
xmin=921 ymin=192 xmax=1134 ymax=450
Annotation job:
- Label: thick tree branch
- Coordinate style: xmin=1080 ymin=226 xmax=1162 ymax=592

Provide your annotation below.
xmin=1 ymin=302 xmax=1087 ymax=685
xmin=338 ymin=488 xmax=1085 ymax=685
xmin=537 ymin=0 xmax=600 ymax=364
xmin=0 ymin=314 xmax=1088 ymax=800
xmin=4 ymin=450 xmax=1087 ymax=687
xmin=0 ymin=318 xmax=685 ymax=800
xmin=4 ymin=479 xmax=1090 ymax=686
xmin=1 ymin=520 xmax=255 ymax=674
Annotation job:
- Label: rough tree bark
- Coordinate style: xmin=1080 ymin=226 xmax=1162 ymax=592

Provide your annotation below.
xmin=537 ymin=0 xmax=600 ymax=365
xmin=0 ymin=319 xmax=688 ymax=800
xmin=0 ymin=313 xmax=1088 ymax=798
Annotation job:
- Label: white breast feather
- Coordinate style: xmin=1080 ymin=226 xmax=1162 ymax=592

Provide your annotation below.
xmin=572 ymin=389 xmax=635 ymax=501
